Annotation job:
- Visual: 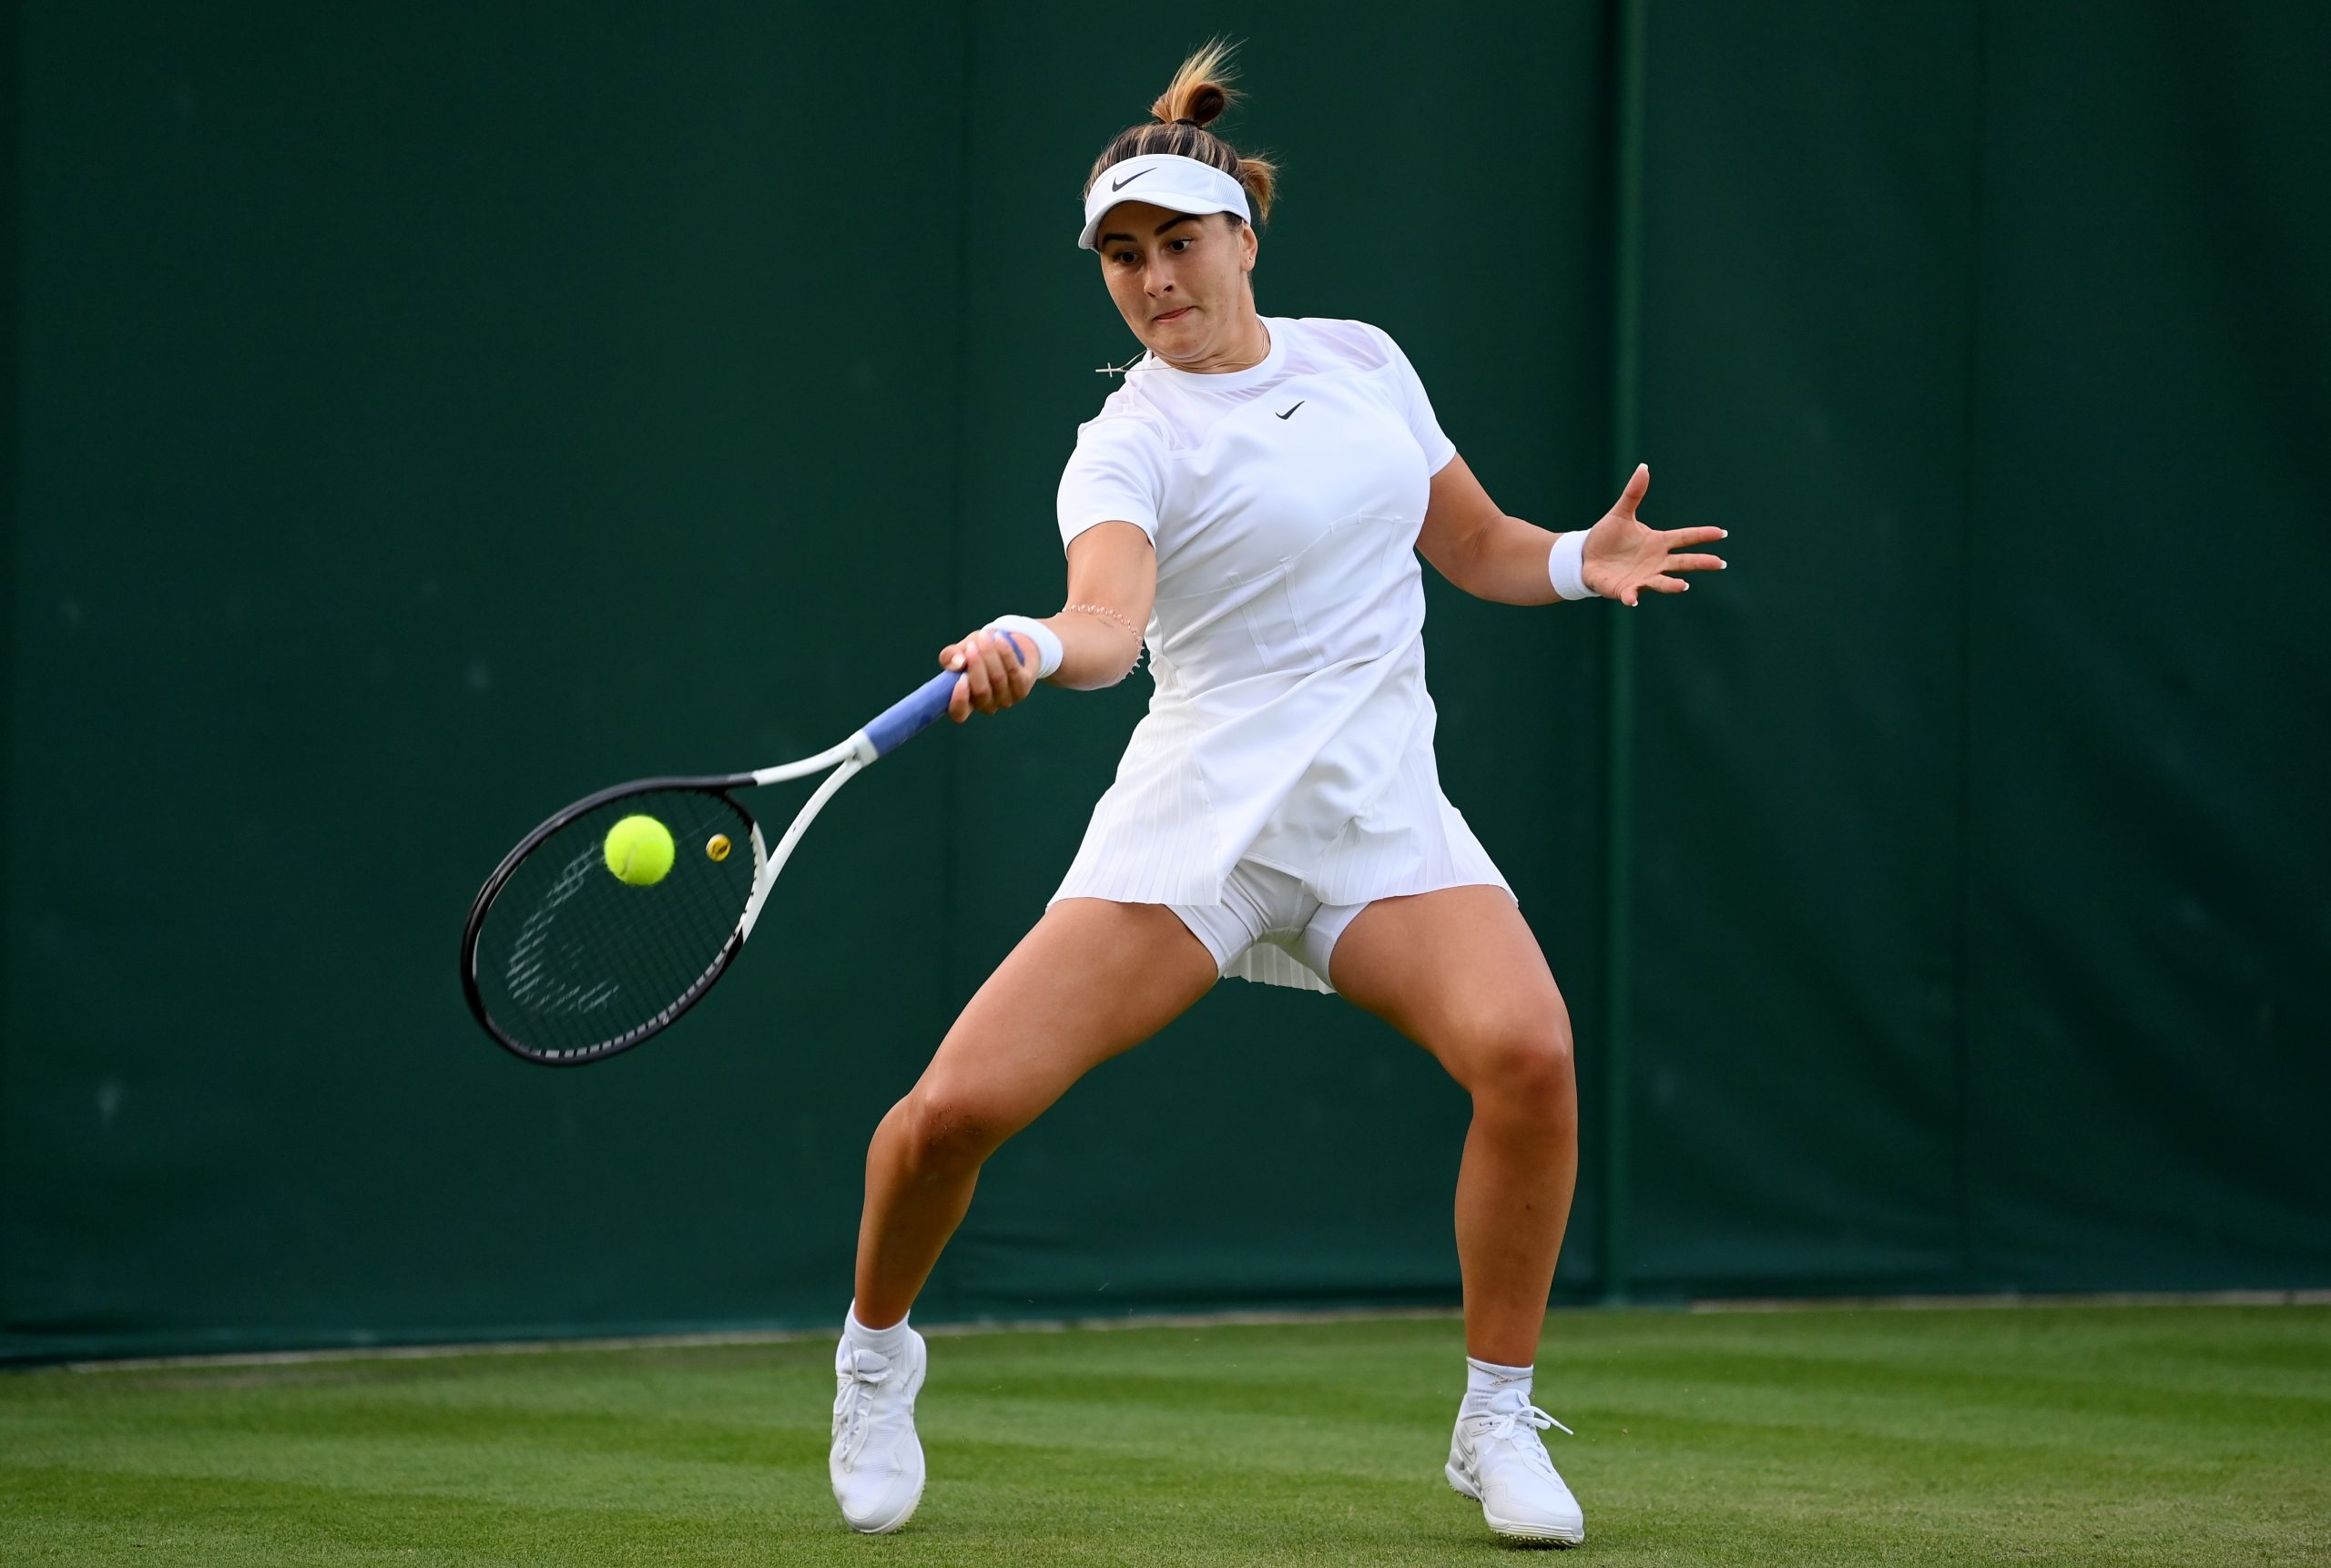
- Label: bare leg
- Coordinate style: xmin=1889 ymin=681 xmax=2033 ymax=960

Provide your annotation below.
xmin=1329 ymin=886 xmax=1578 ymax=1366
xmin=852 ymin=899 xmax=1219 ymax=1327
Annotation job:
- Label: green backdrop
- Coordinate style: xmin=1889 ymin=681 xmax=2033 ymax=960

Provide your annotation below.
xmin=3 ymin=0 xmax=2324 ymax=1364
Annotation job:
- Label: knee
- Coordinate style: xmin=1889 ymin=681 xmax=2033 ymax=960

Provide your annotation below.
xmin=1456 ymin=1009 xmax=1575 ymax=1122
xmin=891 ymin=1081 xmax=1012 ymax=1175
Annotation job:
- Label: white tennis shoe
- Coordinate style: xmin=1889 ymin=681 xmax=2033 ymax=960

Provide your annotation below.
xmin=829 ymin=1328 xmax=927 ymax=1533
xmin=1446 ymin=1388 xmax=1585 ymax=1545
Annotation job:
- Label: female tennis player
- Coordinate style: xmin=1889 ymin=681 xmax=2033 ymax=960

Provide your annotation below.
xmin=829 ymin=45 xmax=1725 ymax=1544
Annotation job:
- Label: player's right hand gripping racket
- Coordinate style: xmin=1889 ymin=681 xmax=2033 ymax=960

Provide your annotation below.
xmin=460 ymin=662 xmax=977 ymax=1066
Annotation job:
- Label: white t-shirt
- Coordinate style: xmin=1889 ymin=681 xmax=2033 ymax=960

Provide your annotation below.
xmin=1051 ymin=315 xmax=1510 ymax=988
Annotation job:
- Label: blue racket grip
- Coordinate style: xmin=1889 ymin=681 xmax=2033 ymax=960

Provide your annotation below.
xmin=861 ymin=669 xmax=961 ymax=759
xmin=860 ymin=635 xmax=1030 ymax=760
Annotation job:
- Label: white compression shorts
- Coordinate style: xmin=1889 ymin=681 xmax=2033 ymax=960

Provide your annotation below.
xmin=1168 ymin=860 xmax=1370 ymax=993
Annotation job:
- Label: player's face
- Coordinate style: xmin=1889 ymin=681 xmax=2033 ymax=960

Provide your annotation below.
xmin=1095 ymin=204 xmax=1259 ymax=368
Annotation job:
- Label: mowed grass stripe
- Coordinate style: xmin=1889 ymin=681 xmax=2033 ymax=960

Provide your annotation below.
xmin=4 ymin=1306 xmax=2326 ymax=1566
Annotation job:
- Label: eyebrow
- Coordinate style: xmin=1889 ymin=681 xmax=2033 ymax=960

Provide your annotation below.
xmin=1099 ymin=214 xmax=1205 ymax=247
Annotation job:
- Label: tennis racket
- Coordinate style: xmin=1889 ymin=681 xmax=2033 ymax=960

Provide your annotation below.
xmin=460 ymin=654 xmax=1003 ymax=1066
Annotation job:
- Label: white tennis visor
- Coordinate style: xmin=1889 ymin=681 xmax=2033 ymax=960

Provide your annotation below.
xmin=1077 ymin=153 xmax=1252 ymax=250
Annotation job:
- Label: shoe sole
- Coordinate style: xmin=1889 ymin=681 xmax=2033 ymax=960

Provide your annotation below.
xmin=846 ymin=1499 xmax=919 ymax=1537
xmin=844 ymin=1469 xmax=921 ymax=1539
xmin=1447 ymin=1460 xmax=1585 ymax=1547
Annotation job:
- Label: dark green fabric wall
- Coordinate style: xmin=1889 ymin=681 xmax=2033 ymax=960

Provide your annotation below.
xmin=1629 ymin=0 xmax=1981 ymax=1288
xmin=1626 ymin=0 xmax=2331 ymax=1296
xmin=1957 ymin=1 xmax=2330 ymax=1288
xmin=2 ymin=1 xmax=2324 ymax=1363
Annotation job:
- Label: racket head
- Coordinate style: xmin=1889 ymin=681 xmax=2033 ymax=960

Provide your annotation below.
xmin=461 ymin=776 xmax=764 ymax=1065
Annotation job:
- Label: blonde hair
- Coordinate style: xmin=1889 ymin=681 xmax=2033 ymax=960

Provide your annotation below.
xmin=1083 ymin=39 xmax=1277 ymax=223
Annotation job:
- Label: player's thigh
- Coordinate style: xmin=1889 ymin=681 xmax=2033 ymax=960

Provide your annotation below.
xmin=1328 ymin=885 xmax=1573 ymax=1093
xmin=909 ymin=898 xmax=1217 ymax=1143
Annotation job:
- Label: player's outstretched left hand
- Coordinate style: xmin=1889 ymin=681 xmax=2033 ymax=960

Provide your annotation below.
xmin=938 ymin=628 xmax=1038 ymax=722
xmin=1583 ymin=464 xmax=1728 ymax=607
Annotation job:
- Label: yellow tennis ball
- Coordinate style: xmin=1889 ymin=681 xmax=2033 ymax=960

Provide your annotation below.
xmin=603 ymin=815 xmax=675 ymax=886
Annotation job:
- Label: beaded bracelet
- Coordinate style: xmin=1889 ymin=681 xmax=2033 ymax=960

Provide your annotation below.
xmin=1065 ymin=602 xmax=1145 ymax=642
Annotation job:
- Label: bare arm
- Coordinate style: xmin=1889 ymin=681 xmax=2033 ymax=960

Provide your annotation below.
xmin=1048 ymin=522 xmax=1155 ymax=689
xmin=1415 ymin=454 xmax=1568 ymax=606
xmin=1416 ymin=455 xmax=1727 ymax=608
xmin=935 ymin=520 xmax=1155 ymax=720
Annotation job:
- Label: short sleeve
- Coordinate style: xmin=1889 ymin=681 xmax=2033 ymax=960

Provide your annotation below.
xmin=1056 ymin=415 xmax=1168 ymax=550
xmin=1367 ymin=325 xmax=1458 ymax=475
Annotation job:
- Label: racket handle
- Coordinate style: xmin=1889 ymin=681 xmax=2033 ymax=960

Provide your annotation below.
xmin=860 ymin=668 xmax=962 ymax=759
xmin=858 ymin=636 xmax=1030 ymax=760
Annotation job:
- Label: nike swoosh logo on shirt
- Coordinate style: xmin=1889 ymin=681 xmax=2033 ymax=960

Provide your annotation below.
xmin=1276 ymin=401 xmax=1305 ymax=420
xmin=1111 ymin=168 xmax=1154 ymax=192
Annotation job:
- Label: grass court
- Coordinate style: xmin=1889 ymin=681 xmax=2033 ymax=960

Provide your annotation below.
xmin=3 ymin=1304 xmax=2325 ymax=1565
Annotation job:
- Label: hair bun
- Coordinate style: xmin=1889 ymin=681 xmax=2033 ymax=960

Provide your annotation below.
xmin=1176 ymin=84 xmax=1228 ymax=127
xmin=1150 ymin=39 xmax=1238 ymax=129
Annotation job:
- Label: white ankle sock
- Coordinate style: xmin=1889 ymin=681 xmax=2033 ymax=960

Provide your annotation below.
xmin=844 ymin=1307 xmax=912 ymax=1358
xmin=1461 ymin=1355 xmax=1533 ymax=1419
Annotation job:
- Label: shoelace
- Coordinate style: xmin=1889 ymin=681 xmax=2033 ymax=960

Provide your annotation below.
xmin=831 ymin=1348 xmax=892 ymax=1469
xmin=1482 ymin=1402 xmax=1574 ymax=1477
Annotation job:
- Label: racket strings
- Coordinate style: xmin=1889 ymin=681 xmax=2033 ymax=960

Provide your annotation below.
xmin=494 ymin=801 xmax=739 ymax=1054
xmin=474 ymin=789 xmax=758 ymax=1061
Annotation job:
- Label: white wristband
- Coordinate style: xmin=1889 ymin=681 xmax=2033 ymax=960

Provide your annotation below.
xmin=1549 ymin=529 xmax=1595 ymax=601
xmin=984 ymin=615 xmax=1064 ymax=677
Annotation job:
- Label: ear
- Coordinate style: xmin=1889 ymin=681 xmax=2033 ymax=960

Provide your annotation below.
xmin=1239 ymin=219 xmax=1259 ymax=271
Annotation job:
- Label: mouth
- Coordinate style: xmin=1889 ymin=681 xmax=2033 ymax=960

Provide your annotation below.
xmin=1152 ymin=306 xmax=1194 ymax=324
